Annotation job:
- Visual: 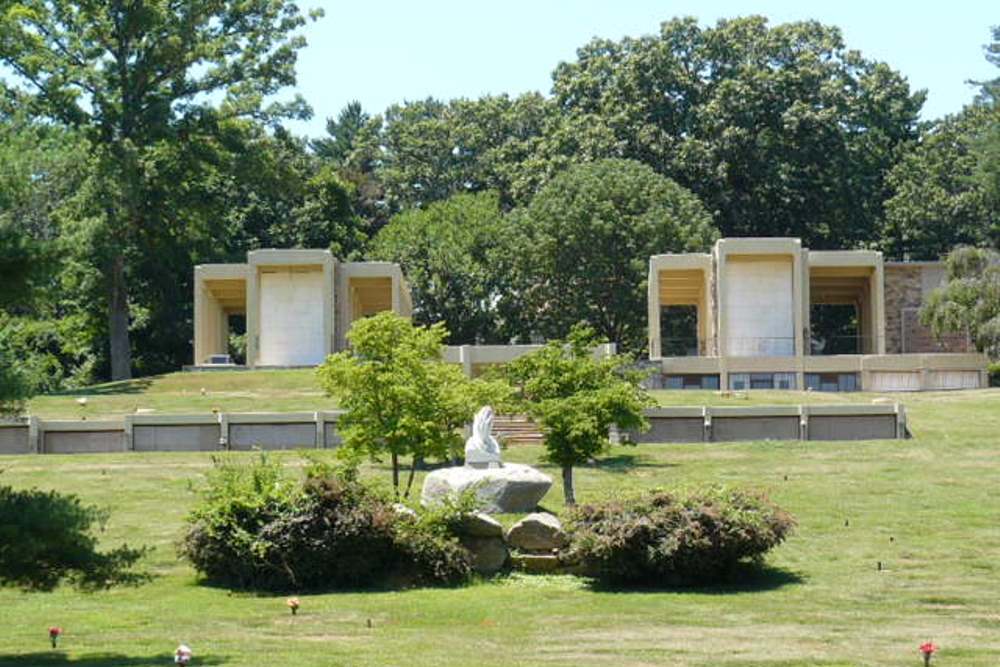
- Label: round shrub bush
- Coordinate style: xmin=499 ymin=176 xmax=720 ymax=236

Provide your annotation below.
xmin=180 ymin=455 xmax=471 ymax=591
xmin=565 ymin=487 xmax=795 ymax=586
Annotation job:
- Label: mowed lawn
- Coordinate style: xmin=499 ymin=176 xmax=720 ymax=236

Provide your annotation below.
xmin=2 ymin=376 xmax=999 ymax=666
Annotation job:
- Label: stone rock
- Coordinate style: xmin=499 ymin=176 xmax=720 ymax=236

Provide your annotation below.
xmin=421 ymin=463 xmax=552 ymax=514
xmin=506 ymin=512 xmax=567 ymax=552
xmin=458 ymin=512 xmax=504 ymax=538
xmin=460 ymin=536 xmax=508 ymax=575
xmin=391 ymin=503 xmax=417 ymax=519
xmin=510 ymin=553 xmax=561 ymax=574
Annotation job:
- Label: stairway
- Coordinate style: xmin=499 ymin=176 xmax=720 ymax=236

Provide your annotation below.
xmin=493 ymin=415 xmax=544 ymax=446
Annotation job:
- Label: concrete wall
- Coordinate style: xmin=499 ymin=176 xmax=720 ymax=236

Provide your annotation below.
xmin=629 ymin=404 xmax=904 ymax=443
xmin=723 ymin=257 xmax=795 ymax=356
xmin=0 ymin=425 xmax=31 ymax=454
xmin=0 ymin=413 xmax=344 ymax=455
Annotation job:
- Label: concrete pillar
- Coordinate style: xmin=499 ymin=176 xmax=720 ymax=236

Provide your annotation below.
xmin=28 ymin=416 xmax=40 ymax=454
xmin=648 ymin=265 xmax=661 ymax=359
xmin=246 ymin=267 xmax=259 ymax=368
xmin=124 ymin=415 xmax=134 ymax=451
xmin=459 ymin=345 xmax=473 ymax=377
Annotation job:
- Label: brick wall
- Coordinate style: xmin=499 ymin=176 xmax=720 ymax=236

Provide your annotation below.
xmin=884 ymin=265 xmax=971 ymax=353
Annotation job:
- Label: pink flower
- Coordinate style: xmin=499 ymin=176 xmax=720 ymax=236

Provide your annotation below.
xmin=174 ymin=644 xmax=193 ymax=665
xmin=287 ymin=597 xmax=301 ymax=615
xmin=920 ymin=642 xmax=938 ymax=665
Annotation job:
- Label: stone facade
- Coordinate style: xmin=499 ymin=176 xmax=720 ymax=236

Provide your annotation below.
xmin=884 ymin=265 xmax=970 ymax=354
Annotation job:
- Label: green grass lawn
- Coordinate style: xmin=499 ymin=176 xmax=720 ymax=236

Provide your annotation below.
xmin=5 ymin=375 xmax=1000 ymax=665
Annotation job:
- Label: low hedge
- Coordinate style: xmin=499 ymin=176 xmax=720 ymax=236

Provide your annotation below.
xmin=565 ymin=487 xmax=795 ymax=586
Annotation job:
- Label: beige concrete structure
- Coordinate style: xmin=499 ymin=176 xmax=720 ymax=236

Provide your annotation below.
xmin=649 ymin=238 xmax=987 ymax=391
xmin=194 ymin=249 xmax=413 ymax=367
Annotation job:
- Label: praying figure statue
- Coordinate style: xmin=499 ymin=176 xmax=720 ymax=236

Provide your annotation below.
xmin=464 ymin=406 xmax=502 ymax=468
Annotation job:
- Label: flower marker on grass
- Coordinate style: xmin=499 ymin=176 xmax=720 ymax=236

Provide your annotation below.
xmin=287 ymin=597 xmax=300 ymax=616
xmin=174 ymin=644 xmax=193 ymax=665
xmin=48 ymin=627 xmax=62 ymax=649
xmin=920 ymin=641 xmax=938 ymax=666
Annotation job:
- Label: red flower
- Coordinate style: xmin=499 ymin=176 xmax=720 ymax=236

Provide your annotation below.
xmin=920 ymin=642 xmax=938 ymax=655
xmin=48 ymin=627 xmax=62 ymax=648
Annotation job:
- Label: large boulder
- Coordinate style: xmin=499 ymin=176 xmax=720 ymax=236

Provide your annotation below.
xmin=460 ymin=536 xmax=508 ymax=575
xmin=421 ymin=463 xmax=552 ymax=514
xmin=506 ymin=512 xmax=567 ymax=552
xmin=459 ymin=512 xmax=504 ymax=538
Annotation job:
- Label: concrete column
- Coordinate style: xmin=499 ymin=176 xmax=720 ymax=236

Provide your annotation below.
xmin=322 ymin=258 xmax=335 ymax=357
xmin=872 ymin=255 xmax=886 ymax=354
xmin=28 ymin=416 xmax=40 ymax=454
xmin=218 ymin=412 xmax=229 ymax=450
xmin=246 ymin=267 xmax=259 ymax=368
xmin=799 ymin=406 xmax=809 ymax=441
xmin=792 ymin=247 xmax=805 ymax=357
xmin=314 ymin=412 xmax=323 ymax=449
xmin=648 ymin=265 xmax=661 ymax=359
xmin=193 ymin=268 xmax=205 ymax=365
xmin=459 ymin=345 xmax=473 ymax=377
xmin=124 ymin=415 xmax=134 ymax=451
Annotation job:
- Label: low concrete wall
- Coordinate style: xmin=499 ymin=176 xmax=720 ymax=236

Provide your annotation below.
xmin=630 ymin=404 xmax=904 ymax=443
xmin=42 ymin=421 xmax=126 ymax=454
xmin=0 ymin=424 xmax=31 ymax=454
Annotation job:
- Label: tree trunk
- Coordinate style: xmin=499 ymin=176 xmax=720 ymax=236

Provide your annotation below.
xmin=108 ymin=254 xmax=132 ymax=381
xmin=391 ymin=452 xmax=400 ymax=500
xmin=561 ymin=464 xmax=576 ymax=506
xmin=403 ymin=457 xmax=420 ymax=499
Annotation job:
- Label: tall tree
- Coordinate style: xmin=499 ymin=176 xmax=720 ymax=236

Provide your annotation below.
xmin=0 ymin=1 xmax=320 ymax=379
xmin=369 ymin=191 xmax=526 ymax=344
xmin=312 ymin=100 xmax=369 ymax=164
xmin=519 ymin=159 xmax=717 ymax=352
xmin=550 ymin=16 xmax=924 ymax=248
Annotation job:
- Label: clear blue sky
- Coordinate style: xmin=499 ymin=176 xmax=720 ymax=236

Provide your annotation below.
xmin=285 ymin=0 xmax=997 ymax=138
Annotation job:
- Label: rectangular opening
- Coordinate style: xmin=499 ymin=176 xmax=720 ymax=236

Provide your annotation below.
xmin=657 ymin=269 xmax=707 ymax=357
xmin=729 ymin=372 xmax=796 ymax=390
xmin=663 ymin=374 xmax=720 ymax=390
xmin=809 ymin=266 xmax=874 ymax=354
xmin=660 ymin=305 xmax=699 ymax=356
xmin=349 ymin=277 xmax=393 ymax=323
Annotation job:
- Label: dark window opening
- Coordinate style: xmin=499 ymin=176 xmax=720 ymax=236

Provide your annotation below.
xmin=810 ymin=304 xmax=860 ymax=355
xmin=660 ymin=305 xmax=699 ymax=356
xmin=664 ymin=374 xmax=720 ymax=390
xmin=227 ymin=314 xmax=247 ymax=365
xmin=805 ymin=372 xmax=858 ymax=392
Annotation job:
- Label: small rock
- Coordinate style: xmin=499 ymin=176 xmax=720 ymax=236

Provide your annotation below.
xmin=461 ymin=536 xmax=508 ymax=575
xmin=392 ymin=503 xmax=418 ymax=519
xmin=510 ymin=553 xmax=561 ymax=574
xmin=506 ymin=512 xmax=567 ymax=552
xmin=458 ymin=512 xmax=504 ymax=538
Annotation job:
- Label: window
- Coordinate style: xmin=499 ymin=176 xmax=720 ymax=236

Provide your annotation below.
xmin=730 ymin=373 xmax=796 ymax=390
xmin=774 ymin=373 xmax=796 ymax=390
xmin=660 ymin=305 xmax=699 ymax=356
xmin=805 ymin=373 xmax=859 ymax=392
xmin=729 ymin=373 xmax=750 ymax=390
xmin=664 ymin=375 xmax=721 ymax=390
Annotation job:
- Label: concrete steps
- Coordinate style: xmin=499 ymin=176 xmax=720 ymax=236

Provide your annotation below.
xmin=493 ymin=415 xmax=544 ymax=446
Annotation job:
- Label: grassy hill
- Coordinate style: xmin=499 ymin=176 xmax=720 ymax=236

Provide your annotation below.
xmin=5 ymin=376 xmax=1000 ymax=665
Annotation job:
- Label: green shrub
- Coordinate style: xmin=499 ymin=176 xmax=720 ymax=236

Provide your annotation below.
xmin=0 ymin=482 xmax=148 ymax=590
xmin=989 ymin=362 xmax=1000 ymax=387
xmin=181 ymin=455 xmax=471 ymax=591
xmin=566 ymin=488 xmax=795 ymax=586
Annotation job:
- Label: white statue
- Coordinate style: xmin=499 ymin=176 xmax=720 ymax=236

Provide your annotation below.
xmin=464 ymin=406 xmax=502 ymax=468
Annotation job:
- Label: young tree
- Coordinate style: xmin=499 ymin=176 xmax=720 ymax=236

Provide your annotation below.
xmin=921 ymin=247 xmax=1000 ymax=358
xmin=316 ymin=312 xmax=507 ymax=499
xmin=497 ymin=325 xmax=653 ymax=506
xmin=0 ymin=1 xmax=320 ymax=380
xmin=518 ymin=158 xmax=717 ymax=352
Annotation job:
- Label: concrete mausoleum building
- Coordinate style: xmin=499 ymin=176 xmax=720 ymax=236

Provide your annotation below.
xmin=648 ymin=238 xmax=988 ymax=391
xmin=193 ymin=249 xmax=412 ymax=368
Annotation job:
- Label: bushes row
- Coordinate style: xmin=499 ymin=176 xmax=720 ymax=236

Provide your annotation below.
xmin=180 ymin=455 xmax=470 ymax=591
xmin=566 ymin=488 xmax=795 ymax=586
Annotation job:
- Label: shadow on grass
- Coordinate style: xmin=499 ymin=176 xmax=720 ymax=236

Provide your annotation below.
xmin=47 ymin=378 xmax=155 ymax=398
xmin=585 ymin=563 xmax=805 ymax=595
xmin=584 ymin=454 xmax=679 ymax=473
xmin=0 ymin=652 xmax=227 ymax=666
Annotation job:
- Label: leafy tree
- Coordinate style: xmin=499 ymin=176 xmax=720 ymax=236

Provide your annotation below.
xmin=313 ymin=101 xmax=370 ymax=165
xmin=0 ymin=0 xmax=321 ymax=380
xmin=0 ymin=482 xmax=148 ymax=590
xmin=921 ymin=247 xmax=1000 ymax=358
xmin=518 ymin=159 xmax=717 ymax=352
xmin=316 ymin=312 xmax=508 ymax=499
xmin=496 ymin=325 xmax=653 ymax=506
xmin=369 ymin=191 xmax=526 ymax=344
xmin=882 ymin=105 xmax=1000 ymax=259
xmin=550 ymin=16 xmax=924 ymax=248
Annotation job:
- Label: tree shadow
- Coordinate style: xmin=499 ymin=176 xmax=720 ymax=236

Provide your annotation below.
xmin=584 ymin=454 xmax=679 ymax=474
xmin=0 ymin=652 xmax=227 ymax=666
xmin=48 ymin=378 xmax=154 ymax=397
xmin=584 ymin=563 xmax=805 ymax=595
